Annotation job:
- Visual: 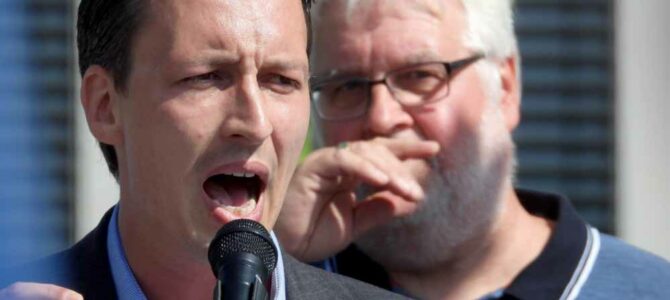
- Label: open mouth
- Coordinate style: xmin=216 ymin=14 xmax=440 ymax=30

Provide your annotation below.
xmin=203 ymin=172 xmax=263 ymax=217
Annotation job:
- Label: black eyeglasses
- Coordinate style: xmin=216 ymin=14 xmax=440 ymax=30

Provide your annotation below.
xmin=310 ymin=54 xmax=484 ymax=121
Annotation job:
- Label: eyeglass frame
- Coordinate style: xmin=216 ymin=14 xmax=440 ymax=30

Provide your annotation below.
xmin=310 ymin=53 xmax=485 ymax=121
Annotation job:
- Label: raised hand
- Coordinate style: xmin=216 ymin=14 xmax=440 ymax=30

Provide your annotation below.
xmin=275 ymin=137 xmax=439 ymax=262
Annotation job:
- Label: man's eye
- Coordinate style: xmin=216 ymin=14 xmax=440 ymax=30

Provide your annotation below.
xmin=182 ymin=72 xmax=228 ymax=89
xmin=187 ymin=72 xmax=219 ymax=82
xmin=261 ymin=74 xmax=302 ymax=94
xmin=398 ymin=70 xmax=440 ymax=81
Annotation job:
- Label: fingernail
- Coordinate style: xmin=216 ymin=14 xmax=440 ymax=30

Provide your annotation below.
xmin=409 ymin=182 xmax=424 ymax=200
xmin=415 ymin=186 xmax=425 ymax=200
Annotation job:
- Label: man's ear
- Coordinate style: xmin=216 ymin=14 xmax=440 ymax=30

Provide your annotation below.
xmin=498 ymin=55 xmax=521 ymax=131
xmin=80 ymin=65 xmax=123 ymax=146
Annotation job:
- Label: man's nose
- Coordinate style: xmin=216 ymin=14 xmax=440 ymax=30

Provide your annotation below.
xmin=219 ymin=77 xmax=273 ymax=144
xmin=364 ymin=83 xmax=414 ymax=137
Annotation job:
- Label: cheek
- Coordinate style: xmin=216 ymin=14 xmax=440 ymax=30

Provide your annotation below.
xmin=124 ymin=101 xmax=217 ymax=184
xmin=414 ymin=107 xmax=458 ymax=148
xmin=421 ymin=75 xmax=490 ymax=147
xmin=273 ymin=98 xmax=311 ymax=163
xmin=154 ymin=103 xmax=214 ymax=157
xmin=413 ymin=101 xmax=479 ymax=163
xmin=168 ymin=106 xmax=214 ymax=142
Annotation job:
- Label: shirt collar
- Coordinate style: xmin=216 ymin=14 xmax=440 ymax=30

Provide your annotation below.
xmin=107 ymin=205 xmax=286 ymax=300
xmin=333 ymin=189 xmax=600 ymax=300
xmin=503 ymin=189 xmax=598 ymax=300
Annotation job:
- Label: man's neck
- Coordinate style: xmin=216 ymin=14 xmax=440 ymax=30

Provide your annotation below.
xmin=388 ymin=187 xmax=554 ymax=300
xmin=119 ymin=208 xmax=215 ymax=300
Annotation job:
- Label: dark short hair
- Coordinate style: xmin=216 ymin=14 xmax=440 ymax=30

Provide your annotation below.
xmin=77 ymin=0 xmax=313 ymax=179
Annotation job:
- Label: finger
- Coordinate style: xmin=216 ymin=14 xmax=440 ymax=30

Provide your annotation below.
xmin=344 ymin=142 xmax=424 ymax=200
xmin=0 ymin=282 xmax=83 ymax=300
xmin=304 ymin=147 xmax=391 ymax=187
xmin=371 ymin=137 xmax=440 ymax=160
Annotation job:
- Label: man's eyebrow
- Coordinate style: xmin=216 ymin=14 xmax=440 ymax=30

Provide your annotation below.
xmin=404 ymin=52 xmax=443 ymax=64
xmin=263 ymin=58 xmax=309 ymax=71
xmin=178 ymin=53 xmax=239 ymax=69
xmin=263 ymin=59 xmax=310 ymax=82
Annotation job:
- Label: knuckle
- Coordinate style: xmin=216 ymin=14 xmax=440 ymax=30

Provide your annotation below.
xmin=333 ymin=145 xmax=346 ymax=161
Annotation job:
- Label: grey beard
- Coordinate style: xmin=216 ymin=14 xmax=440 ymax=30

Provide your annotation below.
xmin=354 ymin=108 xmax=516 ymax=272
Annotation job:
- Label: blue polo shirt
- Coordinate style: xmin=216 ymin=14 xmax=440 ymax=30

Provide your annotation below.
xmin=318 ymin=189 xmax=670 ymax=299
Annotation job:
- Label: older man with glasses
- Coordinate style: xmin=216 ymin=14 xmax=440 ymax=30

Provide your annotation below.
xmin=311 ymin=54 xmax=483 ymax=121
xmin=276 ymin=0 xmax=670 ymax=299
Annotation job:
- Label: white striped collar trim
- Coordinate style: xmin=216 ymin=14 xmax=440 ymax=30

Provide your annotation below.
xmin=560 ymin=226 xmax=601 ymax=300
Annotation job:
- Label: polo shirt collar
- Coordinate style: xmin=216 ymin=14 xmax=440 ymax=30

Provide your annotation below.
xmin=504 ymin=189 xmax=600 ymax=300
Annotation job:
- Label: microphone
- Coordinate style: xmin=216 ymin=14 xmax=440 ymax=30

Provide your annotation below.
xmin=208 ymin=219 xmax=278 ymax=300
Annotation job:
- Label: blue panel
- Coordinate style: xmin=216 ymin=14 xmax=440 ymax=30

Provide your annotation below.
xmin=0 ymin=0 xmax=70 ymax=269
xmin=514 ymin=1 xmax=614 ymax=232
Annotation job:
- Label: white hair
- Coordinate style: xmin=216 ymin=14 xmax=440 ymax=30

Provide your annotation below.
xmin=325 ymin=0 xmax=518 ymax=60
xmin=459 ymin=0 xmax=521 ymax=105
xmin=460 ymin=0 xmax=517 ymax=61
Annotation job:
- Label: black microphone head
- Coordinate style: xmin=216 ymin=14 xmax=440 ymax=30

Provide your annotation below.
xmin=208 ymin=219 xmax=278 ymax=278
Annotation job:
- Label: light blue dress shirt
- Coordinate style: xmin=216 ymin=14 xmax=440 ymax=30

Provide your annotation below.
xmin=107 ymin=205 xmax=286 ymax=300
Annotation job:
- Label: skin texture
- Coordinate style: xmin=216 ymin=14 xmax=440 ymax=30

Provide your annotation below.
xmin=276 ymin=0 xmax=554 ymax=299
xmin=1 ymin=0 xmax=310 ymax=299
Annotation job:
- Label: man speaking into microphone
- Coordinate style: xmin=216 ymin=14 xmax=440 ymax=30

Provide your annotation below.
xmin=0 ymin=0 xmax=404 ymax=299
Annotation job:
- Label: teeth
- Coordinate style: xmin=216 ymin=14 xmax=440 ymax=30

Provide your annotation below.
xmin=226 ymin=172 xmax=256 ymax=178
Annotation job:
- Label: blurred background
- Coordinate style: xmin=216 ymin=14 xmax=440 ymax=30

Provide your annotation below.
xmin=1 ymin=0 xmax=669 ymax=267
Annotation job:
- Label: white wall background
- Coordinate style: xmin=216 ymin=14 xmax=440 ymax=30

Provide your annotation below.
xmin=74 ymin=92 xmax=118 ymax=240
xmin=615 ymin=0 xmax=670 ymax=259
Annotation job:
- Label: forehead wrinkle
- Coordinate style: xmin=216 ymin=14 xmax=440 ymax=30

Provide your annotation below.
xmin=351 ymin=0 xmax=445 ymax=22
xmin=177 ymin=0 xmax=279 ymax=53
xmin=314 ymin=0 xmax=445 ymax=22
xmin=179 ymin=52 xmax=239 ymax=69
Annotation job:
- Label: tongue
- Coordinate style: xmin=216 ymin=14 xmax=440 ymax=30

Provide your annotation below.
xmin=204 ymin=179 xmax=250 ymax=207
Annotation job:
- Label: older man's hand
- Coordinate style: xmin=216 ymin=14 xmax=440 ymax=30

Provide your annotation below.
xmin=0 ymin=282 xmax=83 ymax=300
xmin=275 ymin=137 xmax=439 ymax=262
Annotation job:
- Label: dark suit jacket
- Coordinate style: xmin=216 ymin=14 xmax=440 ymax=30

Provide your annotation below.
xmin=1 ymin=208 xmax=405 ymax=300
